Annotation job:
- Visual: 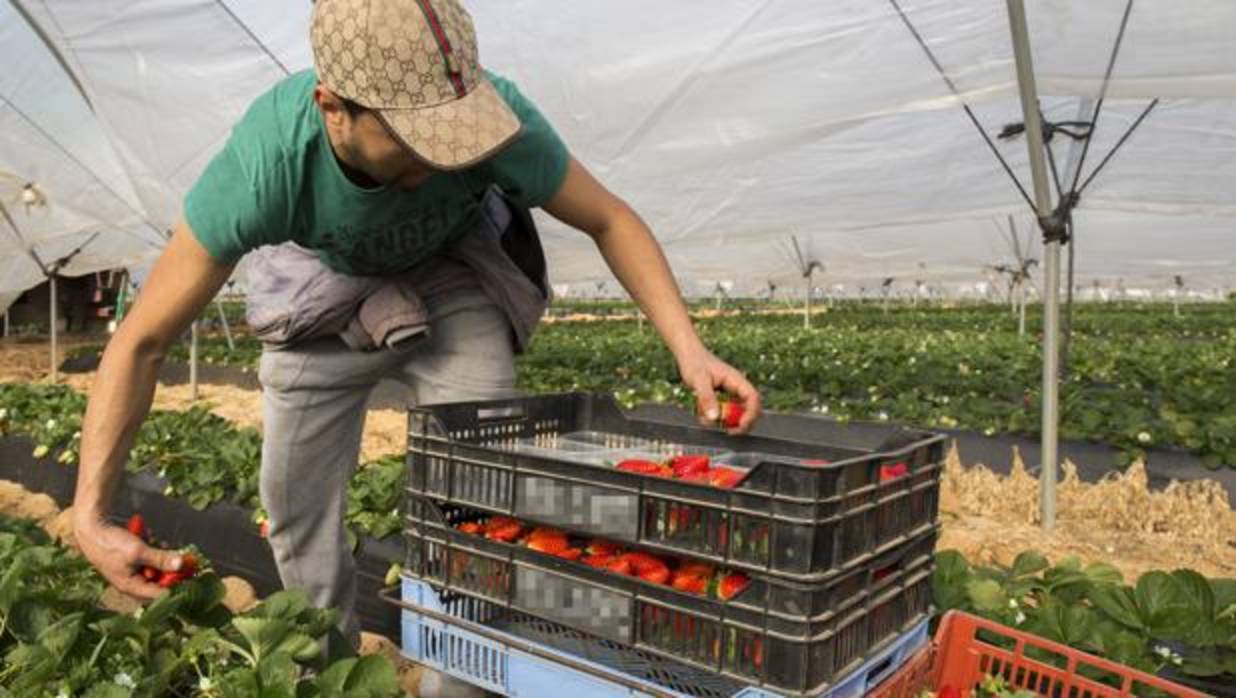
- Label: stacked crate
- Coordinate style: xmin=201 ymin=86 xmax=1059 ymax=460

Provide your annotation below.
xmin=400 ymin=393 xmax=945 ymax=696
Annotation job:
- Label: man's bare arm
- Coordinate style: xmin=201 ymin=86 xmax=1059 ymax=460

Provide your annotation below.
xmin=73 ymin=220 xmax=234 ymax=597
xmin=542 ymin=157 xmax=760 ymax=431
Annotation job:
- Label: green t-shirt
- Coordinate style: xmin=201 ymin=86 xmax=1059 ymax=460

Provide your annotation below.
xmin=184 ymin=69 xmax=569 ymax=275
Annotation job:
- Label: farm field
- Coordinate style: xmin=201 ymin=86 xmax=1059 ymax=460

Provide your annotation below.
xmin=3 ymin=300 xmax=1234 ymax=695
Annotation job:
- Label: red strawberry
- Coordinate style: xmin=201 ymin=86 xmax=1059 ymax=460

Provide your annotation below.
xmin=484 ymin=516 xmax=522 ymax=543
xmin=178 ymin=553 xmax=199 ymax=577
xmin=680 ymin=469 xmax=714 ymax=485
xmin=605 ymin=556 xmax=633 ymax=576
xmin=879 ymin=462 xmax=909 ymax=482
xmin=157 ymin=570 xmax=188 ymax=588
xmin=528 ymin=527 xmax=566 ymax=542
xmin=141 ymin=566 xmax=160 ymax=582
xmin=669 ymin=454 xmax=710 ymax=478
xmin=617 ymin=459 xmax=672 ymax=477
xmin=708 ymin=467 xmax=745 ymax=489
xmin=258 ymin=520 xmax=270 ymax=539
xmin=457 ymin=521 xmax=482 ymax=535
xmin=678 ymin=561 xmax=715 ymax=579
xmin=586 ymin=539 xmax=621 ymax=556
xmin=624 ymin=552 xmax=670 ymax=585
xmin=713 ymin=572 xmax=750 ymax=600
xmin=555 ymin=548 xmax=583 ymax=561
xmin=583 ymin=553 xmax=615 ymax=568
xmin=529 ymin=528 xmax=571 ymax=555
xmin=126 ymin=514 xmax=145 ymax=538
xmin=671 ymin=571 xmax=708 ymax=594
xmin=720 ymin=401 xmax=744 ymax=429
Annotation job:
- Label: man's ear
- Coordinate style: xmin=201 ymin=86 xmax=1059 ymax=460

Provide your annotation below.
xmin=314 ymin=84 xmax=347 ymax=129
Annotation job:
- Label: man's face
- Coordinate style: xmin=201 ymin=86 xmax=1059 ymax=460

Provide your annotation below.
xmin=315 ymin=86 xmax=437 ymax=191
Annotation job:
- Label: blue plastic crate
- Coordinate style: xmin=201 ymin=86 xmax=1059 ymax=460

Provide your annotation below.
xmin=397 ymin=576 xmax=929 ymax=698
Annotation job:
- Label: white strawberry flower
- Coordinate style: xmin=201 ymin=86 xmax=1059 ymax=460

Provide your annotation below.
xmin=114 ymin=672 xmax=136 ymax=688
xmin=1137 ymin=431 xmax=1152 ymax=444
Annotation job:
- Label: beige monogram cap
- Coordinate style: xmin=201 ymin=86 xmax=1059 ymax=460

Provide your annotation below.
xmin=311 ymin=0 xmax=522 ymax=170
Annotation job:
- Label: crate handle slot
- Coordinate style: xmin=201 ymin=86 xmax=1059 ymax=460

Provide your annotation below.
xmin=862 ymin=653 xmax=898 ymax=691
xmin=477 ymin=406 xmax=526 ymax=422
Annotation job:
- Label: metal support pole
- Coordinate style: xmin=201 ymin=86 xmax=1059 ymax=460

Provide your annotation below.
xmin=804 ymin=271 xmax=813 ymax=329
xmin=1018 ymin=280 xmax=1027 ymax=337
xmin=49 ymin=275 xmax=58 ymax=383
xmin=1007 ymin=0 xmax=1059 ymax=530
xmin=214 ymin=298 xmax=235 ymax=351
xmin=189 ymin=320 xmax=199 ymax=401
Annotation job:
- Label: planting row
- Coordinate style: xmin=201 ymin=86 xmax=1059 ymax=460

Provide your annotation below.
xmin=65 ymin=301 xmax=1236 ymax=466
xmin=0 ymin=383 xmax=402 ymax=543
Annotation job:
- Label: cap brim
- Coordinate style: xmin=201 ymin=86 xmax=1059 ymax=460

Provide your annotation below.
xmin=375 ymin=78 xmax=522 ymax=171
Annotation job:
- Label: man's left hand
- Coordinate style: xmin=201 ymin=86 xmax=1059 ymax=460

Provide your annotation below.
xmin=676 ymin=348 xmax=761 ymax=434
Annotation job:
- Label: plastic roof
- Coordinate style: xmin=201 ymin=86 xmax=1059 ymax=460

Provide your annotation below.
xmin=2 ymin=0 xmax=1233 ymax=306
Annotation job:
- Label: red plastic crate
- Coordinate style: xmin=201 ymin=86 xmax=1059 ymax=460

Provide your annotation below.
xmin=869 ymin=642 xmax=934 ymax=697
xmin=930 ymin=611 xmax=1208 ymax=698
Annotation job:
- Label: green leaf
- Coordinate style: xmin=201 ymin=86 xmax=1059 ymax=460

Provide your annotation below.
xmin=282 ymin=632 xmax=321 ymax=662
xmin=1180 ymin=652 xmax=1228 ymax=678
xmin=1211 ymin=579 xmax=1236 ymax=616
xmin=932 ymin=550 xmax=971 ymax=611
xmin=176 ymin=573 xmax=232 ymax=628
xmin=254 ymin=590 xmax=312 ymax=622
xmin=5 ymin=599 xmax=60 ymax=644
xmin=82 ymin=684 xmax=133 ymax=698
xmin=1136 ymin=571 xmax=1197 ymax=639
xmin=257 ymin=651 xmax=300 ymax=692
xmin=1032 ymin=596 xmax=1096 ymax=647
xmin=233 ymin=617 xmax=294 ymax=662
xmin=1082 ymin=562 xmax=1124 ymax=585
xmin=38 ymin=611 xmax=85 ymax=662
xmin=341 ymin=655 xmax=400 ymax=697
xmin=139 ymin=589 xmax=185 ymax=630
xmin=966 ymin=578 xmax=1007 ymax=613
xmin=312 ymin=657 xmax=358 ymax=695
xmin=1010 ymin=550 xmax=1049 ymax=579
xmin=1088 ymin=583 xmax=1144 ymax=631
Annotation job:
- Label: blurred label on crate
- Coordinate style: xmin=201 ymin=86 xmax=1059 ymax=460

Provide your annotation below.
xmin=513 ymin=566 xmax=632 ymax=643
xmin=516 ymin=476 xmax=639 ymax=538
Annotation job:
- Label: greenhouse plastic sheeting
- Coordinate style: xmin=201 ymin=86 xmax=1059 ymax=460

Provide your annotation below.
xmin=1 ymin=0 xmax=1234 ymax=305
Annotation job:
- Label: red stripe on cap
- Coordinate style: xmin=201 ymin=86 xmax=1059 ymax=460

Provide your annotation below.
xmin=414 ymin=0 xmax=468 ymax=98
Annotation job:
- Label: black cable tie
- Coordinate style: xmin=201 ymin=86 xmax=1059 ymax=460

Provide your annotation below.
xmin=998 ymin=123 xmax=1026 ymax=140
xmin=1037 ymin=192 xmax=1080 ymax=245
xmin=999 ymin=120 xmax=1093 ymax=143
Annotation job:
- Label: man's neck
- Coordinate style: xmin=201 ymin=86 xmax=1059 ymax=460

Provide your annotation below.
xmin=326 ymin=130 xmax=382 ymax=189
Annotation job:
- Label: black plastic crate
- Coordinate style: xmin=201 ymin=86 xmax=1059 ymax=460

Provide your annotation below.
xmin=403 ymin=497 xmax=936 ymax=696
xmin=407 ymin=393 xmax=945 ymax=579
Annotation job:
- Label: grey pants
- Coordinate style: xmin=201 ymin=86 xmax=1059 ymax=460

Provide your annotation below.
xmin=257 ymin=288 xmax=517 ymax=647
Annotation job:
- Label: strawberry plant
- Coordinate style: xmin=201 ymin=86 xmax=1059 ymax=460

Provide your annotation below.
xmin=0 ymin=513 xmax=400 ymax=697
xmin=933 ymin=549 xmax=1236 ymax=685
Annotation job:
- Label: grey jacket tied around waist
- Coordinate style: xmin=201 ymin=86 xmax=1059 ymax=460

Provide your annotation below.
xmin=243 ymin=187 xmax=550 ymax=353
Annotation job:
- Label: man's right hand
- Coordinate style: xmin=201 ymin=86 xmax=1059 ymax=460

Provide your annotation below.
xmin=73 ymin=513 xmax=188 ymax=599
xmin=71 ymin=220 xmax=232 ymax=596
